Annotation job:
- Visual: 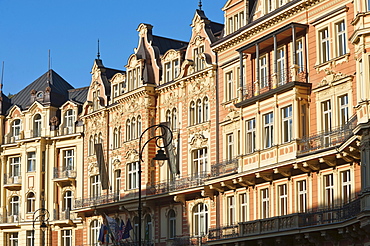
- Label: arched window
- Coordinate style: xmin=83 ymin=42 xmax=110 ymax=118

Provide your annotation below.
xmin=10 ymin=196 xmax=20 ymax=222
xmin=190 ymin=102 xmax=195 ymax=126
xmin=65 ymin=109 xmax=75 ymax=134
xmin=168 ymin=209 xmax=176 ymax=239
xmin=34 ymin=114 xmax=42 ymax=137
xmin=203 ymin=97 xmax=209 ymax=122
xmin=126 ymin=119 xmax=131 ymax=141
xmin=94 ymin=134 xmax=98 ymax=144
xmin=145 ymin=214 xmax=153 ymax=243
xmin=26 ymin=192 xmax=35 ymax=213
xmin=131 ymin=118 xmax=136 ymax=139
xmin=90 ymin=220 xmax=101 ymax=246
xmin=196 ymin=99 xmax=202 ymax=124
xmin=113 ymin=128 xmax=119 ymax=149
xmin=137 ymin=116 xmax=142 ymax=137
xmin=172 ymin=108 xmax=177 ymax=130
xmin=166 ymin=110 xmax=172 ymax=126
xmin=98 ymin=133 xmax=103 ymax=144
xmin=12 ymin=119 xmax=21 ymax=140
xmin=89 ymin=136 xmax=94 ymax=155
xmin=63 ymin=190 xmax=73 ymax=212
xmin=193 ymin=203 xmax=208 ymax=236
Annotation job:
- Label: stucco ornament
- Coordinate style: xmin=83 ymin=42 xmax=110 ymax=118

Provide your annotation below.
xmin=320 ymin=69 xmax=348 ymax=87
xmin=189 ymin=133 xmax=208 ymax=149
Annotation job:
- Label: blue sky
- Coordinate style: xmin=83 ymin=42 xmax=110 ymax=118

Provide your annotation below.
xmin=0 ymin=0 xmax=225 ymax=95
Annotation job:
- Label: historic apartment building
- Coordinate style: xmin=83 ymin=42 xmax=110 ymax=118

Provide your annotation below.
xmin=1 ymin=0 xmax=370 ymax=245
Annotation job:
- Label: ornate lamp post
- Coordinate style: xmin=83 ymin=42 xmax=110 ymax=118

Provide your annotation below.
xmin=138 ymin=124 xmax=173 ymax=246
xmin=32 ymin=207 xmax=50 ymax=246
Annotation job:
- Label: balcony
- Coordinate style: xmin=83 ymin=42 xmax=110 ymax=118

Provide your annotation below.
xmin=147 ymin=172 xmax=209 ymax=195
xmin=54 ymin=208 xmax=77 ymax=225
xmin=74 ymin=192 xmax=120 ymax=209
xmin=3 ymin=174 xmax=21 ymax=190
xmin=208 ymin=198 xmax=361 ymax=242
xmin=0 ymin=214 xmax=21 ymax=228
xmin=53 ymin=167 xmax=76 ymax=186
xmin=298 ymin=115 xmax=357 ymax=155
xmin=209 ymin=159 xmax=238 ymax=179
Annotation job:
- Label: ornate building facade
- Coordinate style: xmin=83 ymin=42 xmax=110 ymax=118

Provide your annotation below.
xmin=1 ymin=0 xmax=370 ymax=245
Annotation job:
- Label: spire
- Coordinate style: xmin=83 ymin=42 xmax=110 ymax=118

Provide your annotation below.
xmin=1 ymin=61 xmax=4 ymax=91
xmin=97 ymin=39 xmax=101 ymax=59
xmin=198 ymin=0 xmax=202 ymax=10
xmin=47 ymin=49 xmax=52 ymax=85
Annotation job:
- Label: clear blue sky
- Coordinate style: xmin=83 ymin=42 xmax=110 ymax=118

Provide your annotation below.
xmin=0 ymin=0 xmax=225 ymax=95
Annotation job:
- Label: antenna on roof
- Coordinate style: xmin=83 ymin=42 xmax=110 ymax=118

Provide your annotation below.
xmin=198 ymin=0 xmax=202 ymax=10
xmin=1 ymin=61 xmax=4 ymax=91
xmin=97 ymin=39 xmax=101 ymax=59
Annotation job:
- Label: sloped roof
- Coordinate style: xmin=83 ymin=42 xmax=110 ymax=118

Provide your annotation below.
xmin=68 ymin=86 xmax=89 ymax=105
xmin=10 ymin=69 xmax=74 ymax=110
xmin=152 ymin=36 xmax=188 ymax=55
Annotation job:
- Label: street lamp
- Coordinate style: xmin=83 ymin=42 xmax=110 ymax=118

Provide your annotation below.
xmin=138 ymin=123 xmax=173 ymax=246
xmin=33 ymin=207 xmax=50 ymax=245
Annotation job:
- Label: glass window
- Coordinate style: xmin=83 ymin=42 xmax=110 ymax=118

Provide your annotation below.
xmin=8 ymin=232 xmax=18 ymax=246
xmin=65 ymin=109 xmax=75 ymax=134
xmin=226 ymin=71 xmax=234 ymax=101
xmin=10 ymin=157 xmax=21 ymax=177
xmin=12 ymin=119 xmax=21 ymax=140
xmin=193 ymin=203 xmax=208 ymax=236
xmin=27 ymin=152 xmax=36 ymax=172
xmin=320 ymin=28 xmax=330 ymax=63
xmin=282 ymin=106 xmax=293 ymax=143
xmin=90 ymin=220 xmax=100 ymax=246
xmin=196 ymin=99 xmax=202 ymax=124
xmin=261 ymin=188 xmax=269 ymax=219
xmin=296 ymin=39 xmax=304 ymax=73
xmin=131 ymin=118 xmax=136 ymax=139
xmin=34 ymin=114 xmax=42 ymax=137
xmin=246 ymin=119 xmax=256 ymax=153
xmin=64 ymin=150 xmax=74 ymax=170
xmin=259 ymin=55 xmax=268 ymax=88
xmin=190 ymin=101 xmax=195 ymax=125
xmin=126 ymin=119 xmax=131 ymax=141
xmin=113 ymin=128 xmax=119 ymax=149
xmin=192 ymin=148 xmax=208 ymax=175
xmin=239 ymin=193 xmax=248 ymax=222
xmin=277 ymin=48 xmax=285 ymax=85
xmin=324 ymin=174 xmax=334 ymax=209
xmin=63 ymin=190 xmax=73 ymax=211
xmin=297 ymin=180 xmax=307 ymax=213
xmin=341 ymin=170 xmax=351 ymax=204
xmin=90 ymin=175 xmax=101 ymax=198
xmin=10 ymin=196 xmax=20 ymax=221
xmin=278 ymin=184 xmax=288 ymax=215
xmin=264 ymin=113 xmax=274 ymax=148
xmin=168 ymin=209 xmax=176 ymax=239
xmin=27 ymin=192 xmax=35 ymax=213
xmin=339 ymin=94 xmax=349 ymax=125
xmin=26 ymin=231 xmax=34 ymax=246
xmin=203 ymin=98 xmax=209 ymax=122
xmin=322 ymin=100 xmax=332 ymax=146
xmin=226 ymin=133 xmax=234 ymax=160
xmin=137 ymin=116 xmax=142 ymax=137
xmin=336 ymin=20 xmax=346 ymax=57
xmin=62 ymin=230 xmax=72 ymax=246
xmin=115 ymin=169 xmax=121 ymax=193
xmin=227 ymin=196 xmax=235 ymax=225
xmin=127 ymin=162 xmax=139 ymax=190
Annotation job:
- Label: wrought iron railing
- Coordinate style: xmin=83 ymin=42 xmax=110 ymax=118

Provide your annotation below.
xmin=298 ymin=115 xmax=357 ymax=155
xmin=209 ymin=159 xmax=238 ymax=178
xmin=74 ymin=192 xmax=120 ymax=209
xmin=147 ymin=172 xmax=209 ymax=195
xmin=3 ymin=174 xmax=21 ymax=185
xmin=53 ymin=167 xmax=77 ymax=179
xmin=208 ymin=224 xmax=239 ymax=240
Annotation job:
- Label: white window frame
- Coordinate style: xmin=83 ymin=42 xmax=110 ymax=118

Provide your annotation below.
xmin=62 ymin=229 xmax=72 ymax=246
xmin=114 ymin=169 xmax=121 ymax=193
xmin=27 ymin=192 xmax=35 ymax=213
xmin=297 ymin=180 xmax=307 ymax=213
xmin=192 ymin=148 xmax=208 ymax=175
xmin=127 ymin=162 xmax=139 ymax=190
xmin=27 ymin=152 xmax=36 ymax=172
xmin=34 ymin=114 xmax=42 ymax=137
xmin=282 ymin=106 xmax=293 ymax=143
xmin=264 ymin=112 xmax=274 ymax=148
xmin=239 ymin=193 xmax=248 ymax=222
xmin=324 ymin=174 xmax=334 ymax=209
xmin=261 ymin=188 xmax=269 ymax=219
xmin=278 ymin=184 xmax=288 ymax=216
xmin=8 ymin=232 xmax=18 ymax=246
xmin=65 ymin=109 xmax=75 ymax=134
xmin=63 ymin=190 xmax=73 ymax=211
xmin=336 ymin=20 xmax=347 ymax=57
xmin=10 ymin=157 xmax=21 ymax=177
xmin=90 ymin=175 xmax=101 ymax=198
xmin=296 ymin=39 xmax=304 ymax=73
xmin=339 ymin=94 xmax=349 ymax=125
xmin=227 ymin=195 xmax=235 ymax=225
xmin=320 ymin=28 xmax=330 ymax=63
xmin=276 ymin=47 xmax=285 ymax=85
xmin=341 ymin=170 xmax=351 ymax=204
xmin=226 ymin=133 xmax=234 ymax=160
xmin=226 ymin=71 xmax=234 ymax=101
xmin=259 ymin=55 xmax=268 ymax=88
xmin=246 ymin=119 xmax=256 ymax=153
xmin=90 ymin=220 xmax=100 ymax=246
xmin=168 ymin=209 xmax=176 ymax=239
xmin=12 ymin=119 xmax=21 ymax=139
xmin=193 ymin=203 xmax=208 ymax=236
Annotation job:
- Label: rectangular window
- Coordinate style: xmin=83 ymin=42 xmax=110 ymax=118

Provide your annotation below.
xmin=301 ymin=104 xmax=308 ymax=138
xmin=296 ymin=39 xmax=304 ymax=73
xmin=192 ymin=148 xmax=208 ymax=175
xmin=27 ymin=152 xmax=36 ymax=172
xmin=113 ymin=84 xmax=118 ymax=97
xmin=320 ymin=28 xmax=330 ymax=63
xmin=226 ymin=71 xmax=233 ymax=101
xmin=173 ymin=59 xmax=179 ymax=79
xmin=115 ymin=169 xmax=121 ymax=193
xmin=322 ymin=100 xmax=332 ymax=145
xmin=64 ymin=149 xmax=74 ymax=170
xmin=336 ymin=20 xmax=347 ymax=57
xmin=127 ymin=162 xmax=139 ymax=190
xmin=261 ymin=188 xmax=269 ymax=219
xmin=194 ymin=46 xmax=205 ymax=71
xmin=26 ymin=231 xmax=34 ymax=246
xmin=165 ymin=62 xmax=172 ymax=82
xmin=324 ymin=174 xmax=334 ymax=208
xmin=240 ymin=11 xmax=245 ymax=27
xmin=227 ymin=196 xmax=235 ymax=225
xmin=62 ymin=230 xmax=72 ymax=246
xmin=278 ymin=184 xmax=288 ymax=215
xmin=297 ymin=180 xmax=307 ymax=213
xmin=239 ymin=193 xmax=248 ymax=222
xmin=90 ymin=175 xmax=101 ymax=198
xmin=259 ymin=55 xmax=268 ymax=88
xmin=264 ymin=112 xmax=274 ymax=148
xmin=246 ymin=119 xmax=256 ymax=153
xmin=282 ymin=106 xmax=293 ymax=143
xmin=228 ymin=17 xmax=234 ymax=34
xmin=339 ymin=94 xmax=349 ymax=125
xmin=277 ymin=48 xmax=285 ymax=85
xmin=341 ymin=170 xmax=351 ymax=204
xmin=227 ymin=133 xmax=234 ymax=160
xmin=8 ymin=232 xmax=18 ymax=246
xmin=10 ymin=157 xmax=21 ymax=177
xmin=368 ymin=0 xmax=370 ymax=11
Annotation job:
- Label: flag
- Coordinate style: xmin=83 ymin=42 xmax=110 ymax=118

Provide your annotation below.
xmin=98 ymin=224 xmax=108 ymax=243
xmin=122 ymin=219 xmax=133 ymax=239
xmin=105 ymin=215 xmax=119 ymax=241
xmin=116 ymin=219 xmax=125 ymax=241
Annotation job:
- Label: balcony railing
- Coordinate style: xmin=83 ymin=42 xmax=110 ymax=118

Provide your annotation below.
xmin=147 ymin=172 xmax=209 ymax=195
xmin=208 ymin=198 xmax=361 ymax=241
xmin=53 ymin=167 xmax=77 ymax=179
xmin=53 ymin=208 xmax=77 ymax=220
xmin=4 ymin=174 xmax=21 ymax=185
xmin=74 ymin=192 xmax=120 ymax=209
xmin=209 ymin=159 xmax=238 ymax=179
xmin=298 ymin=115 xmax=357 ymax=155
xmin=0 ymin=213 xmax=21 ymax=224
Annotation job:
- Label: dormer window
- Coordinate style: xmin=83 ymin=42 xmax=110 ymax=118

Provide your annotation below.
xmin=127 ymin=67 xmax=141 ymax=91
xmin=36 ymin=92 xmax=43 ymax=99
xmin=92 ymin=90 xmax=100 ymax=111
xmin=33 ymin=114 xmax=42 ymax=137
xmin=226 ymin=11 xmax=245 ymax=35
xmin=164 ymin=59 xmax=180 ymax=83
xmin=65 ymin=109 xmax=75 ymax=134
xmin=194 ymin=46 xmax=205 ymax=72
xmin=12 ymin=119 xmax=21 ymax=140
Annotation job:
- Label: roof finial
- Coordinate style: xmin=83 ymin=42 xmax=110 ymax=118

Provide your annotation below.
xmin=198 ymin=0 xmax=202 ymax=10
xmin=47 ymin=49 xmax=52 ymax=85
xmin=1 ymin=61 xmax=4 ymax=91
xmin=97 ymin=39 xmax=101 ymax=59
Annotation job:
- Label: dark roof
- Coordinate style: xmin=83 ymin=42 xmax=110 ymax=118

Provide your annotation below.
xmin=209 ymin=21 xmax=224 ymax=37
xmin=9 ymin=69 xmax=74 ymax=110
xmin=68 ymin=86 xmax=89 ymax=105
xmin=152 ymin=36 xmax=188 ymax=55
